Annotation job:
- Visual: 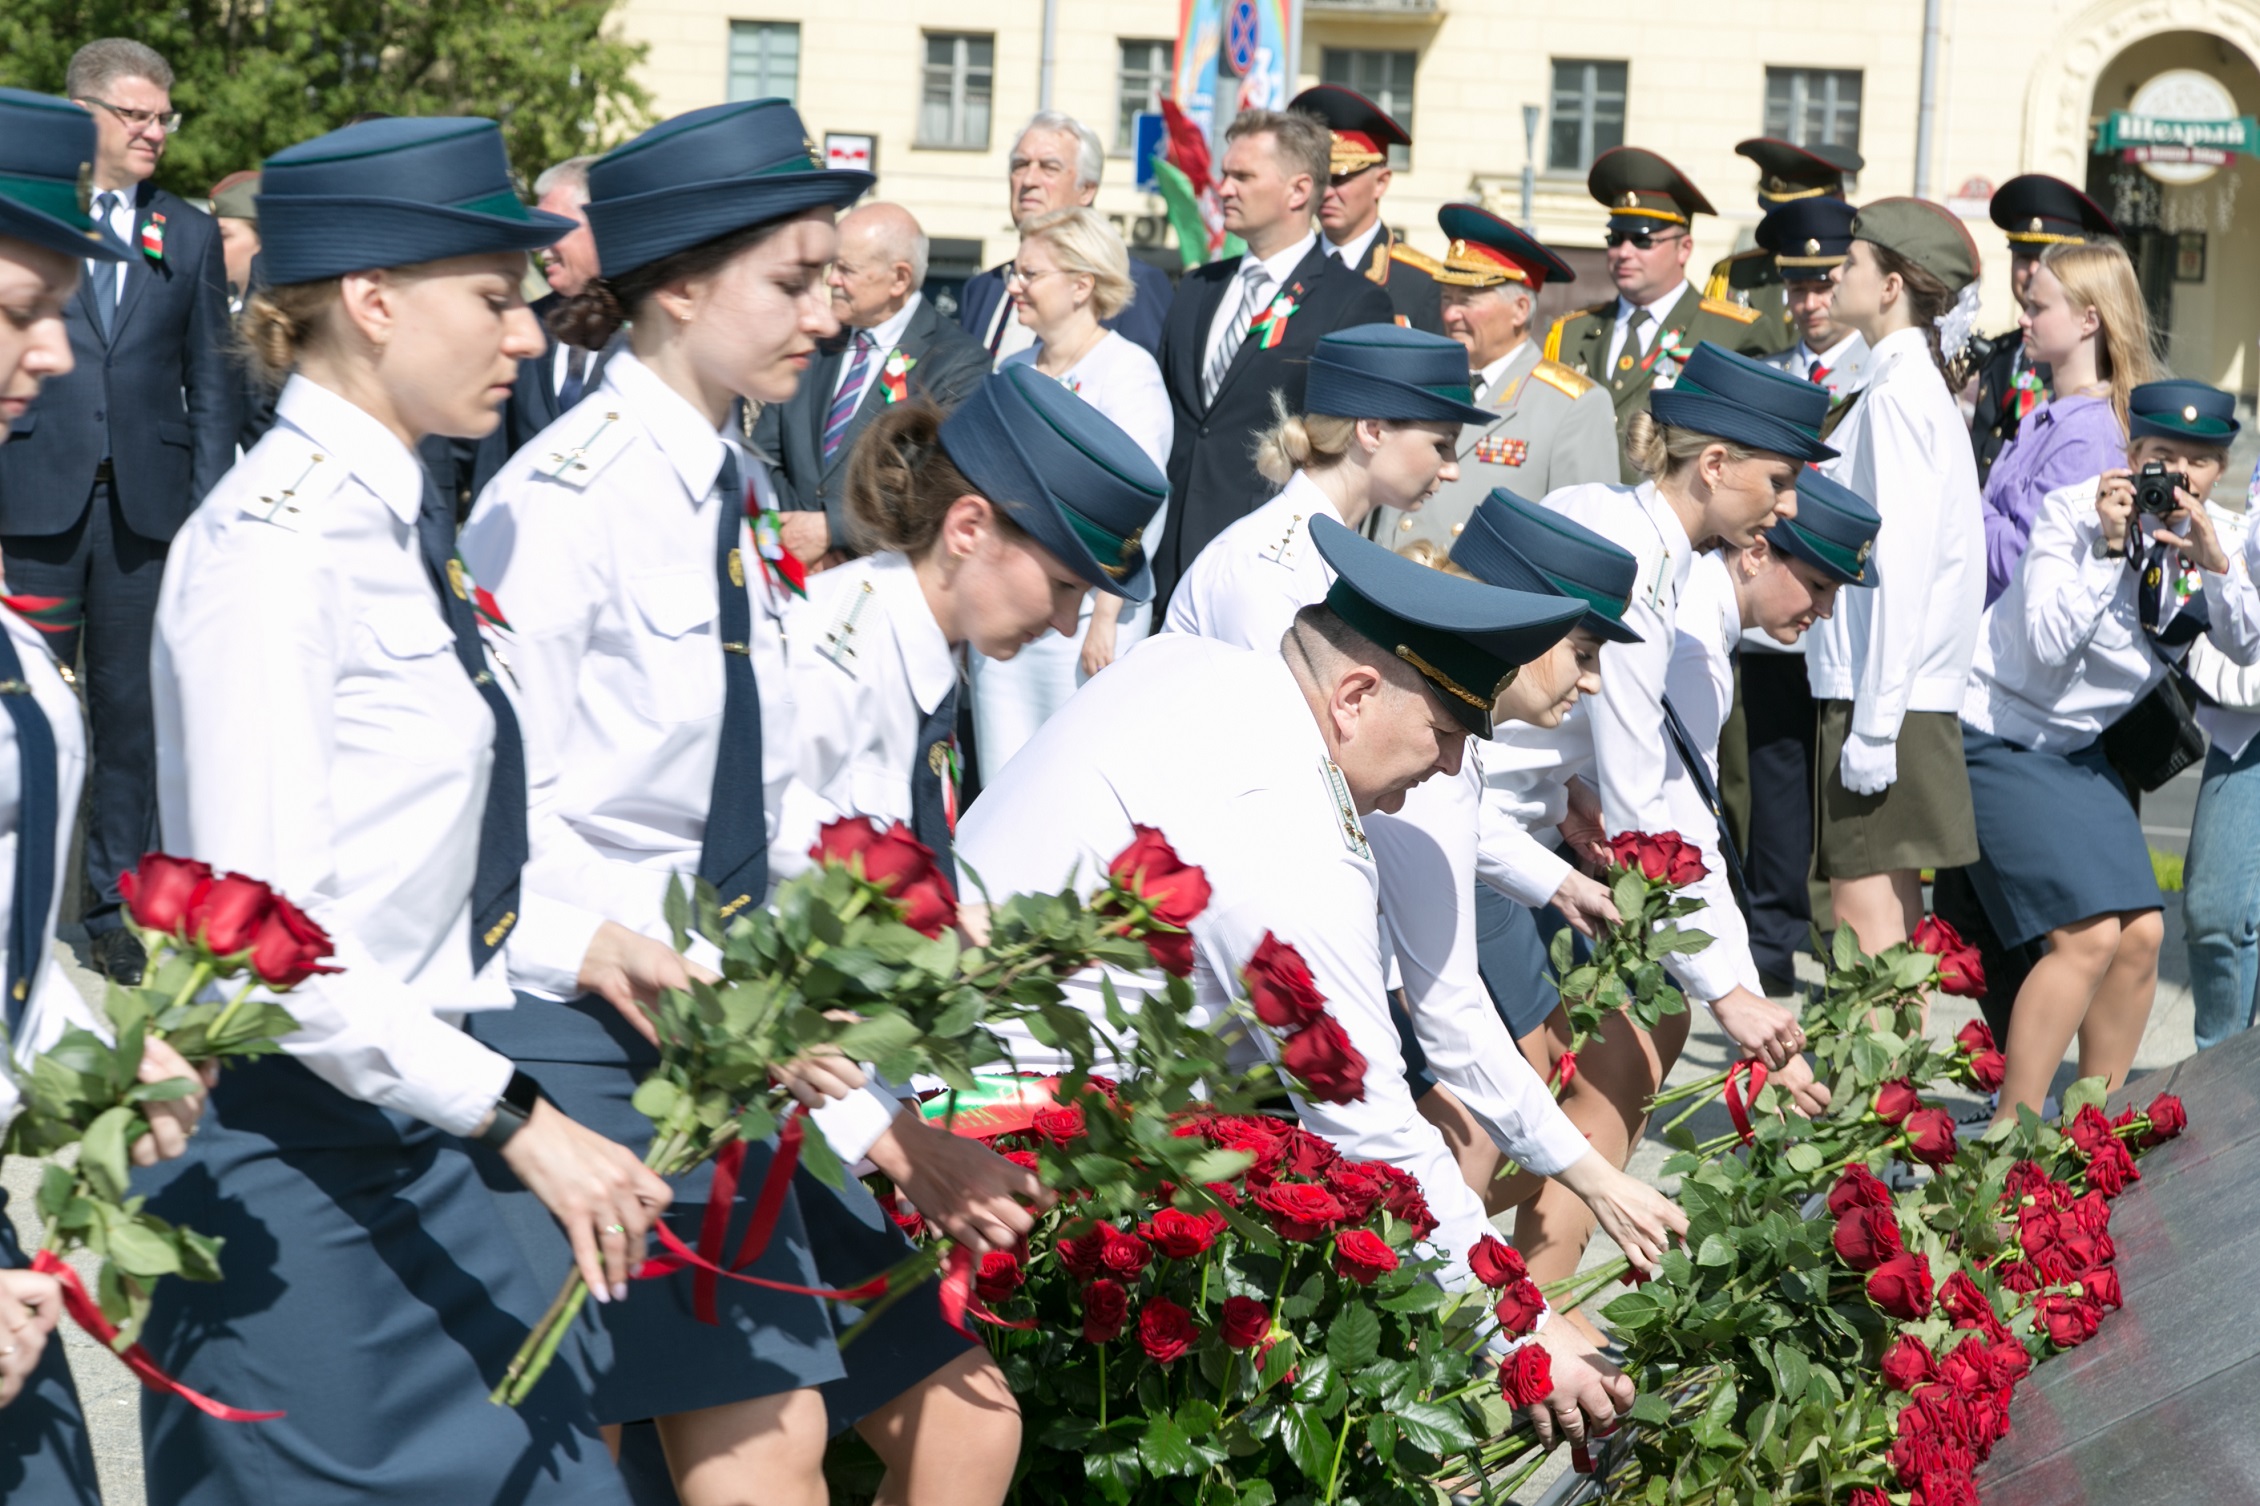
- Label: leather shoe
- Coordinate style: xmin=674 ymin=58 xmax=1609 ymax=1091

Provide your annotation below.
xmin=89 ymin=929 xmax=147 ymax=987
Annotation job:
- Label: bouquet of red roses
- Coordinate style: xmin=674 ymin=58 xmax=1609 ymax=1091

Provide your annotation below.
xmin=1549 ymin=830 xmax=1716 ymax=1055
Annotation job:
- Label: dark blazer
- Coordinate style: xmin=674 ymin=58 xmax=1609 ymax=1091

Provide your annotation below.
xmin=1343 ymin=224 xmax=1445 ymax=336
xmin=0 ymin=184 xmax=236 ymax=540
xmin=751 ymin=295 xmax=989 ymax=551
xmin=1150 ymin=240 xmax=1395 ymax=608
xmin=957 ymin=255 xmax=1175 ymax=362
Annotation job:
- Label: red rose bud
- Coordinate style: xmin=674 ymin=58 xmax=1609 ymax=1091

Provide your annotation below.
xmin=2036 ymin=1290 xmax=2099 ymax=1348
xmin=1139 ymin=1208 xmax=1220 ymax=1261
xmin=830 ymin=820 xmax=958 ymax=936
xmin=1872 ymin=1079 xmax=1921 ymax=1125
xmin=1828 ymin=1164 xmax=1894 ymax=1215
xmin=247 ymin=894 xmax=344 ymax=989
xmin=2066 ymin=1104 xmax=2117 ymax=1159
xmin=1953 ymin=1018 xmax=1997 ymax=1055
xmin=1913 ymin=913 xmax=1963 ymax=957
xmin=1660 ymin=833 xmax=1707 ymax=886
xmin=1280 ymin=1016 xmax=1368 ymax=1104
xmin=1098 ymin=1228 xmax=1152 ymax=1278
xmin=2081 ymin=1264 xmax=2123 ymax=1311
xmin=1468 ymin=1234 xmax=1529 ymax=1289
xmin=1996 ymin=1259 xmax=2043 ymax=1294
xmin=1937 ymin=1271 xmax=2000 ymax=1334
xmin=1493 ymin=1277 xmax=1547 ymax=1336
xmin=1220 ymin=1295 xmax=1272 ymax=1351
xmin=118 ymin=852 xmax=212 ymax=936
xmin=1081 ymin=1279 xmax=1128 ymax=1343
xmin=1332 ymin=1229 xmax=1400 ymax=1286
xmin=2086 ymin=1139 xmax=2140 ymax=1198
xmin=974 ymin=1250 xmax=1025 ymax=1305
xmin=1879 ymin=1334 xmax=1938 ymax=1392
xmin=1254 ymin=1181 xmax=1347 ymax=1243
xmin=1498 ymin=1345 xmax=1553 ymax=1407
xmin=1367 ymin=1160 xmax=1438 ymax=1239
xmin=2143 ymin=1092 xmax=2187 ymax=1145
xmin=1059 ymin=1222 xmax=1117 ymax=1279
xmin=1606 ymin=832 xmax=1646 ymax=874
xmin=1967 ymin=1050 xmax=2007 ymax=1093
xmin=1832 ymin=1205 xmax=1906 ymax=1271
xmin=1137 ymin=1295 xmax=1196 ymax=1364
xmin=1243 ymin=933 xmax=1328 ymax=1029
xmin=188 ymin=872 xmax=274 ymax=956
xmin=2001 ymin=1160 xmax=2055 ymax=1204
xmin=1902 ymin=1108 xmax=1960 ymax=1168
xmin=1105 ymin=825 xmax=1212 ymax=928
xmin=1865 ymin=1252 xmax=1935 ymax=1320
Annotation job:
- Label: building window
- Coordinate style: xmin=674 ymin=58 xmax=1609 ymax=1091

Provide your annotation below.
xmin=1319 ymin=49 xmax=1416 ymax=167
xmin=726 ymin=21 xmax=800 ymax=105
xmin=1764 ymin=68 xmax=1862 ymax=155
xmin=1117 ymin=39 xmax=1174 ymax=152
xmin=919 ymin=33 xmax=995 ymax=150
xmin=1548 ymin=59 xmax=1626 ymax=173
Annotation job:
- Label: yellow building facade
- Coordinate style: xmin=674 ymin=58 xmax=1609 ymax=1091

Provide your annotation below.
xmin=618 ymin=0 xmax=2260 ymax=393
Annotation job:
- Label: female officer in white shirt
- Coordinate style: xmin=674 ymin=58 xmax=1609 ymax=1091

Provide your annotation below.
xmin=1961 ymin=380 xmax=2242 ymax=1122
xmin=1806 ymin=199 xmax=1987 ymax=956
xmin=0 ymin=86 xmax=208 ymax=1499
xmin=1165 ymin=323 xmax=1484 ymax=648
xmin=132 ymin=118 xmax=686 ymax=1506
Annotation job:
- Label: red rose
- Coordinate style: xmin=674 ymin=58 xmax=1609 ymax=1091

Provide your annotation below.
xmin=1866 ymin=1253 xmax=1935 ymax=1320
xmin=1255 ymin=1181 xmax=1347 ymax=1242
xmin=2085 ymin=1139 xmax=2139 ymax=1198
xmin=886 ymin=1198 xmax=925 ymax=1240
xmin=1872 ymin=1079 xmax=1921 ymax=1125
xmin=1059 ymin=1222 xmax=1117 ymax=1279
xmin=118 ymin=853 xmax=213 ymax=936
xmin=1828 ymin=1164 xmax=1894 ymax=1215
xmin=1916 ymin=915 xmax=1989 ymax=998
xmin=1099 ymin=1227 xmax=1152 ymax=1278
xmin=247 ymin=894 xmax=343 ymax=989
xmin=1323 ymin=1159 xmax=1385 ymax=1220
xmin=2143 ymin=1092 xmax=2187 ymax=1146
xmin=1001 ymin=1148 xmax=1040 ymax=1174
xmin=819 ymin=819 xmax=959 ymax=937
xmin=1493 ymin=1277 xmax=1546 ymax=1336
xmin=1833 ymin=1205 xmax=1906 ymax=1271
xmin=1966 ymin=1050 xmax=2007 ymax=1093
xmin=1996 ymin=1259 xmax=2042 ymax=1294
xmin=2079 ymin=1265 xmax=2123 ymax=1312
xmin=1953 ymin=1018 xmax=1996 ymax=1055
xmin=1936 ymin=1271 xmax=1998 ymax=1333
xmin=1201 ymin=1116 xmax=1289 ymax=1176
xmin=1142 ymin=927 xmax=1197 ymax=977
xmin=1661 ymin=833 xmax=1707 ymax=886
xmin=1880 ymin=1334 xmax=1937 ymax=1392
xmin=1081 ymin=1279 xmax=1128 ymax=1343
xmin=1105 ymin=825 xmax=1212 ymax=929
xmin=2068 ymin=1190 xmax=2112 ymax=1238
xmin=1608 ymin=830 xmax=1706 ymax=886
xmin=1368 ymin=1161 xmax=1438 ymax=1239
xmin=2035 ymin=1290 xmax=2098 ymax=1348
xmin=2001 ymin=1160 xmax=2054 ymax=1204
xmin=1917 ymin=1470 xmax=1981 ymax=1506
xmin=1243 ymin=933 xmax=1328 ymax=1030
xmin=1847 ymin=1490 xmax=1892 ymax=1506
xmin=1902 ymin=1108 xmax=1959 ymax=1168
xmin=2066 ymin=1104 xmax=2117 ymax=1159
xmin=1140 ymin=1208 xmax=1219 ymax=1261
xmin=1220 ymin=1295 xmax=1272 ymax=1351
xmin=1607 ymin=832 xmax=1647 ymax=874
xmin=1282 ymin=1126 xmax=1340 ymax=1178
xmin=1280 ymin=1016 xmax=1368 ymax=1105
xmin=187 ymin=872 xmax=274 ymax=956
xmin=1468 ymin=1235 xmax=1529 ymax=1290
xmin=975 ymin=1250 xmax=1025 ymax=1305
xmin=1987 ymin=1336 xmax=2032 ymax=1385
xmin=1031 ymin=1105 xmax=1086 ymax=1145
xmin=1498 ymin=1345 xmax=1552 ymax=1407
xmin=809 ymin=815 xmax=880 ymax=867
xmin=1137 ymin=1295 xmax=1197 ymax=1363
xmin=1332 ymin=1229 xmax=1399 ymax=1286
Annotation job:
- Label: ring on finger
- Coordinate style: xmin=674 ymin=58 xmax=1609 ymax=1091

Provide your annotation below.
xmin=605 ymin=1222 xmax=628 ymax=1236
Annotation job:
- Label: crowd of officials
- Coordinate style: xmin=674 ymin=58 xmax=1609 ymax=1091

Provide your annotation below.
xmin=0 ymin=29 xmax=2254 ymax=1506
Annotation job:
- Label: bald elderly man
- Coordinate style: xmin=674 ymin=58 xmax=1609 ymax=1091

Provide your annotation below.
xmin=752 ymin=201 xmax=991 ymax=567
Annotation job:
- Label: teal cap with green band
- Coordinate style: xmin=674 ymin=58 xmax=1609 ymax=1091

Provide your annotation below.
xmin=1305 ymin=324 xmax=1494 ymax=426
xmin=1767 ymin=467 xmax=1880 ymax=587
xmin=0 ymin=88 xmax=129 ymax=263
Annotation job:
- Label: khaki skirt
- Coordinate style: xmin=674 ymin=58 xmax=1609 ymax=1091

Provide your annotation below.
xmin=1814 ymin=701 xmax=1979 ymax=880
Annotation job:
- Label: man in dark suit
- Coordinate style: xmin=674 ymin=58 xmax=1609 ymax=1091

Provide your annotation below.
xmin=955 ymin=111 xmax=1174 ymax=363
xmin=1150 ymin=107 xmax=1394 ymax=610
xmin=1290 ymin=85 xmax=1444 ymax=335
xmin=752 ymin=202 xmax=988 ymax=567
xmin=0 ymin=39 xmax=235 ymax=981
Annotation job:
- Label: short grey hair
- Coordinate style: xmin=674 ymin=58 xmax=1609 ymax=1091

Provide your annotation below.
xmin=1015 ymin=112 xmax=1105 ymax=191
xmin=533 ymin=156 xmax=599 ymax=202
xmin=67 ymin=39 xmax=174 ymax=98
xmin=846 ymin=201 xmax=931 ymax=286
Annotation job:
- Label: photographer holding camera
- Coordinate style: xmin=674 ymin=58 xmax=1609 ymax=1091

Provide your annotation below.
xmin=1955 ymin=380 xmax=2241 ymax=1126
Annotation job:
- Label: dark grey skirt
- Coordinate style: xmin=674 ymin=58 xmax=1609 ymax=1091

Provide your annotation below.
xmin=1956 ymin=725 xmax=2163 ymax=949
xmin=0 ymin=1184 xmax=101 ymax=1506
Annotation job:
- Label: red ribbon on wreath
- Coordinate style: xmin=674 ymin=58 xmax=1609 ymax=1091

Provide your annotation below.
xmin=28 ymin=1252 xmax=284 ymax=1422
xmin=1723 ymin=1058 xmax=1769 ymax=1145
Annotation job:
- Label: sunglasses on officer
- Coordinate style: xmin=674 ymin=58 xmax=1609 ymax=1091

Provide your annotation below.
xmin=1605 ymin=229 xmax=1685 ymax=251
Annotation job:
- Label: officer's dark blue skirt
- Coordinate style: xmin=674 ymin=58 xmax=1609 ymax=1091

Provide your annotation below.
xmin=131 ymin=1056 xmax=628 ymax=1506
xmin=1959 ymin=725 xmax=2164 ymax=950
xmin=469 ymin=995 xmax=972 ymax=1434
xmin=0 ymin=1182 xmax=101 ymax=1505
xmin=1474 ymin=885 xmax=1568 ymax=1041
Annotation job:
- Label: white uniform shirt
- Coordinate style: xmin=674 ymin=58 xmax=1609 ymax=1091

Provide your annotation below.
xmin=1328 ymin=220 xmax=1385 ymax=273
xmin=956 ymin=633 xmax=1504 ymax=1282
xmin=1805 ymin=325 xmax=1985 ymax=740
xmin=153 ymin=377 xmax=598 ymax=1134
xmin=1163 ymin=471 xmax=1340 ymax=647
xmin=0 ymin=608 xmax=95 ymax=1130
xmin=1661 ymin=552 xmax=1762 ymax=995
xmin=1764 ymin=329 xmax=1871 ymax=401
xmin=2186 ymin=504 xmax=2260 ymax=760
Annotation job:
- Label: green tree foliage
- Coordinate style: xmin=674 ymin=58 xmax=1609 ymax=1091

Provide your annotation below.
xmin=0 ymin=0 xmax=652 ymax=194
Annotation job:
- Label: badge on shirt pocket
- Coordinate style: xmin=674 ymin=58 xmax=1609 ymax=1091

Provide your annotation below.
xmin=1473 ymin=436 xmax=1527 ymax=467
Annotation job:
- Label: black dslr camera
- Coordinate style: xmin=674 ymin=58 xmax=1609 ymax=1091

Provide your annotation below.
xmin=2134 ymin=460 xmax=2188 ymax=521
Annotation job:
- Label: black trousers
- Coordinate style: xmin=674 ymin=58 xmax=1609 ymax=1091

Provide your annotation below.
xmin=2 ymin=475 xmax=167 ymax=934
xmin=1736 ymin=652 xmax=1819 ymax=982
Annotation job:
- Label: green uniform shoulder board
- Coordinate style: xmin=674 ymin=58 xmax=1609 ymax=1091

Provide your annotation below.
xmin=1542 ymin=302 xmax=1613 ymax=363
xmin=1698 ymin=296 xmax=1762 ymax=325
xmin=1529 ymin=360 xmax=1597 ymax=400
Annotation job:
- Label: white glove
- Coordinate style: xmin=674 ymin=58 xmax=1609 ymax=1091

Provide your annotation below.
xmin=1838 ymin=731 xmax=1898 ymax=796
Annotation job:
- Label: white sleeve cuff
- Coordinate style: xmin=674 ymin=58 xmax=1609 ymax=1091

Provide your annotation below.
xmin=811 ymin=1086 xmax=905 ymax=1166
xmin=505 ymin=892 xmax=609 ymax=1001
xmin=304 ymin=1020 xmax=516 ymax=1138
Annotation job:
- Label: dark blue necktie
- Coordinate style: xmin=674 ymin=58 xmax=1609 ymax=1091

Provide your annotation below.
xmin=558 ymin=346 xmax=591 ymax=411
xmin=417 ymin=471 xmax=526 ymax=969
xmin=910 ymin=682 xmax=960 ymax=887
xmin=1659 ymin=693 xmax=1749 ymax=922
xmin=697 ymin=452 xmax=768 ymax=919
xmin=0 ymin=627 xmax=56 ymax=1032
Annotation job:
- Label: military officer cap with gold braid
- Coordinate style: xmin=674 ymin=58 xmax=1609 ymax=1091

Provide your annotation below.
xmin=1988 ymin=173 xmax=2119 ymax=250
xmin=1756 ymin=196 xmax=1857 ymax=282
xmin=1735 ymin=137 xmax=1864 ymax=208
xmin=1587 ymin=146 xmax=1716 ymax=236
xmin=1290 ymin=84 xmax=1410 ymax=177
xmin=1432 ymin=204 xmax=1576 ymax=292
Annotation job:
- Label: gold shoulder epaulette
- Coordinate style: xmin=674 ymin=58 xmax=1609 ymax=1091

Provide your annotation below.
xmin=1542 ymin=303 xmax=1612 ymax=363
xmin=1388 ymin=243 xmax=1444 ymax=276
xmin=1699 ymin=296 xmax=1762 ymax=325
xmin=1529 ymin=360 xmax=1597 ymax=400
